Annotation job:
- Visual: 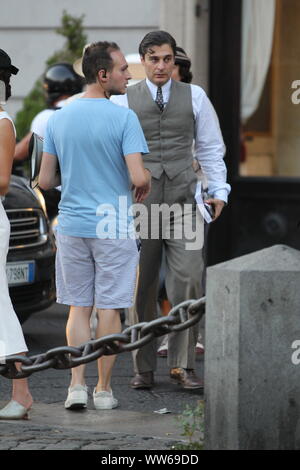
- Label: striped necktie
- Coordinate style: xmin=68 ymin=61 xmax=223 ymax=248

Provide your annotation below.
xmin=155 ymin=86 xmax=164 ymax=112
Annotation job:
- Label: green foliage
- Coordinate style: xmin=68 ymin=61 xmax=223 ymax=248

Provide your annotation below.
xmin=172 ymin=401 xmax=204 ymax=450
xmin=15 ymin=10 xmax=87 ymax=138
xmin=47 ymin=10 xmax=87 ymax=67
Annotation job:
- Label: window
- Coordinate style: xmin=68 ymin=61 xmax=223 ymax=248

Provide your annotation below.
xmin=240 ymin=0 xmax=300 ymax=178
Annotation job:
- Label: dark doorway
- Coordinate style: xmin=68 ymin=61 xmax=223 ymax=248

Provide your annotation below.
xmin=207 ymin=0 xmax=300 ymax=265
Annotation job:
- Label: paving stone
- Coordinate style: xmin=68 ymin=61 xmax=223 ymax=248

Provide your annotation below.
xmin=14 ymin=443 xmax=48 ymax=450
xmin=0 ymin=441 xmax=19 ymax=450
xmin=45 ymin=440 xmax=84 ymax=450
xmin=89 ymin=435 xmax=116 ymax=441
xmin=81 ymin=444 xmax=110 ymax=450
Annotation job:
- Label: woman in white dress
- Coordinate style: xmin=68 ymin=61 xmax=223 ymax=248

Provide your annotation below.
xmin=0 ymin=49 xmax=33 ymax=419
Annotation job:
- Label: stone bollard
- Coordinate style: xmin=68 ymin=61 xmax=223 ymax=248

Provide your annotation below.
xmin=204 ymin=245 xmax=300 ymax=450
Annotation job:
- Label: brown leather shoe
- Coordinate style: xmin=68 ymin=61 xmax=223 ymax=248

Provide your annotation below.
xmin=130 ymin=372 xmax=154 ymax=389
xmin=170 ymin=368 xmax=204 ymax=390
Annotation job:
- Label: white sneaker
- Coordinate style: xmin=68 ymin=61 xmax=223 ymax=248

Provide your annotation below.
xmin=93 ymin=388 xmax=118 ymax=410
xmin=64 ymin=384 xmax=88 ymax=410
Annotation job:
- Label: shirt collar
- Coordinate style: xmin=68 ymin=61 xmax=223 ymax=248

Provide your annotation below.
xmin=145 ymin=78 xmax=172 ymax=101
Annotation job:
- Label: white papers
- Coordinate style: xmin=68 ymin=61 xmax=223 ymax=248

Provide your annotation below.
xmin=154 ymin=408 xmax=171 ymax=414
xmin=195 ymin=181 xmax=213 ymax=224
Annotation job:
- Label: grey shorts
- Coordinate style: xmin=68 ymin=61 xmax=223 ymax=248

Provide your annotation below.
xmin=55 ymin=233 xmax=139 ymax=309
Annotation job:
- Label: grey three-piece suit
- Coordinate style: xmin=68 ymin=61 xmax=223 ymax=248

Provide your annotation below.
xmin=127 ymin=79 xmax=204 ymax=373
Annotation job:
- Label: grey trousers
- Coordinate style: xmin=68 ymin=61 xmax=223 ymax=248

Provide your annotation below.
xmin=132 ymin=168 xmax=204 ymax=373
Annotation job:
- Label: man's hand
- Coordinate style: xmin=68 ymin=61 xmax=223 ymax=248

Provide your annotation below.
xmin=125 ymin=155 xmax=152 ymax=203
xmin=134 ymin=175 xmax=151 ymax=203
xmin=204 ymin=198 xmax=225 ymax=221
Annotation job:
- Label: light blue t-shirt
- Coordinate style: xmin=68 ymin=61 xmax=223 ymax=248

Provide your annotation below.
xmin=43 ymin=98 xmax=149 ymax=238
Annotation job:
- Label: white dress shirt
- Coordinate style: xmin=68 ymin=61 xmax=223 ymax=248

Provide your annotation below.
xmin=111 ymin=78 xmax=231 ymax=203
xmin=31 ymin=99 xmax=67 ymax=137
xmin=31 ymin=99 xmax=68 ymax=193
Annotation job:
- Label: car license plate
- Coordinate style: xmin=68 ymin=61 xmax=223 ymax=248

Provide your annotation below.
xmin=6 ymin=262 xmax=35 ymax=286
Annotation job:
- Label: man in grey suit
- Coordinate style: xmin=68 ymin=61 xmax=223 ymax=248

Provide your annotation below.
xmin=111 ymin=31 xmax=230 ymax=390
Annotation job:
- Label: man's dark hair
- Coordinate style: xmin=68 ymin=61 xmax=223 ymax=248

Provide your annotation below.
xmin=82 ymin=41 xmax=120 ymax=84
xmin=176 ymin=62 xmax=193 ymax=84
xmin=139 ymin=31 xmax=176 ymax=57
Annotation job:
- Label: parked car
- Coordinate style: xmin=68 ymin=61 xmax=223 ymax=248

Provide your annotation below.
xmin=3 ymin=174 xmax=56 ymax=323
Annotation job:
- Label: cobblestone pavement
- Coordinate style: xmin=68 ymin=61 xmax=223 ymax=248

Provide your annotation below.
xmin=0 ymin=400 xmax=204 ymax=450
xmin=0 ymin=423 xmax=180 ymax=451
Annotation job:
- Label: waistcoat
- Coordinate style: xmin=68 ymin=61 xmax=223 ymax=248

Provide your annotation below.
xmin=127 ymin=79 xmax=195 ymax=180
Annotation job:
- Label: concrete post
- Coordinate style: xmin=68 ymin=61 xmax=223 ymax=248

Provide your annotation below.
xmin=204 ymin=245 xmax=300 ymax=450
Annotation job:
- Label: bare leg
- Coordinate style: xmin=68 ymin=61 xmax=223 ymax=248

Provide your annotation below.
xmin=66 ymin=305 xmax=93 ymax=387
xmin=95 ymin=309 xmax=121 ymax=392
xmin=11 ymin=354 xmax=33 ymax=409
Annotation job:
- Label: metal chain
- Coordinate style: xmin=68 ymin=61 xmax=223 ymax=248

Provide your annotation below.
xmin=0 ymin=297 xmax=205 ymax=380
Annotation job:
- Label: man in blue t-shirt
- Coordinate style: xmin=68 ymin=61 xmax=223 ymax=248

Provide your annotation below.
xmin=39 ymin=41 xmax=151 ymax=412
